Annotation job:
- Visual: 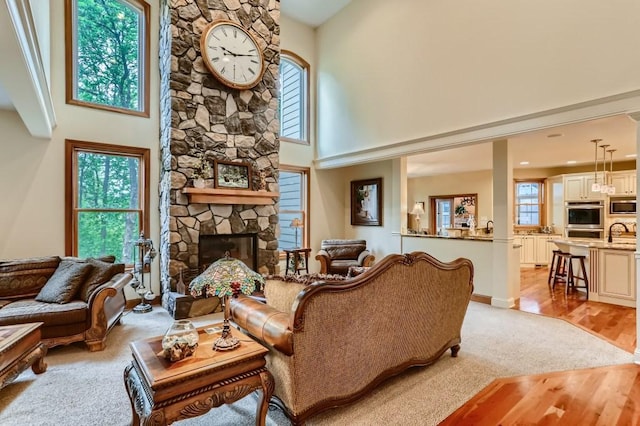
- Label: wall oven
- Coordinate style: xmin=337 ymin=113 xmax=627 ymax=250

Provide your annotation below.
xmin=565 ymin=201 xmax=604 ymax=239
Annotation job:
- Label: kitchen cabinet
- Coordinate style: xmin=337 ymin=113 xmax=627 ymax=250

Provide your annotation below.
xmin=515 ymin=234 xmax=557 ymax=266
xmin=608 ymin=171 xmax=636 ymax=195
xmin=535 ymin=235 xmax=556 ymax=265
xmin=598 ymin=249 xmax=636 ymax=307
xmin=564 ymin=173 xmax=605 ymax=201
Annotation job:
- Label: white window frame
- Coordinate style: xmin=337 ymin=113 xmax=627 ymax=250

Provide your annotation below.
xmin=278 ymin=165 xmax=310 ymax=254
xmin=279 ymin=50 xmax=309 ymax=145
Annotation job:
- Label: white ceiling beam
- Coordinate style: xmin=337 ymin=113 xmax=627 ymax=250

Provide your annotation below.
xmin=0 ymin=0 xmax=55 ymax=139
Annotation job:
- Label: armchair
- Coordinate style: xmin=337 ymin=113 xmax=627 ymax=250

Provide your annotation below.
xmin=315 ymin=239 xmax=375 ymax=275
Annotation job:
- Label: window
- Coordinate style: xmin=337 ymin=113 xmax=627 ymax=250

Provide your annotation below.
xmin=515 ymin=180 xmax=544 ymax=227
xmin=65 ymin=0 xmax=150 ymax=116
xmin=278 ymin=166 xmax=310 ymax=251
xmin=429 ymin=194 xmax=477 ymax=234
xmin=65 ymin=140 xmax=150 ymax=264
xmin=279 ymin=51 xmax=309 ymax=144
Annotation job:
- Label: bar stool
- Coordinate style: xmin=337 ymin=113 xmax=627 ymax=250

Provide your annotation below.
xmin=565 ymin=254 xmax=589 ymax=299
xmin=547 ymin=249 xmax=565 ymax=287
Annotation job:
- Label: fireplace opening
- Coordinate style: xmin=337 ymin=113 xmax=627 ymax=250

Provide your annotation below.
xmin=198 ymin=233 xmax=258 ymax=273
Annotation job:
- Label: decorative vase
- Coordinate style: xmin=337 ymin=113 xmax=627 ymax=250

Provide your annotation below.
xmin=161 ymin=319 xmax=199 ymax=362
xmin=193 ymin=178 xmax=206 ymax=188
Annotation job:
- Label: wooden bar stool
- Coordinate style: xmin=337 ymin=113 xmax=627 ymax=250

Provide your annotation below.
xmin=566 ymin=254 xmax=589 ymax=299
xmin=547 ymin=250 xmax=565 ymax=287
xmin=550 ymin=251 xmax=571 ymax=290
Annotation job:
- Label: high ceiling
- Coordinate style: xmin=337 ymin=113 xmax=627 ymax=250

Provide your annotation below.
xmin=281 ymin=0 xmax=352 ymax=27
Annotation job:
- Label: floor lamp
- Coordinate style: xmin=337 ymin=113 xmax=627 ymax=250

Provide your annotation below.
xmin=410 ymin=202 xmax=425 ymax=232
xmin=290 ymin=218 xmax=303 ymax=248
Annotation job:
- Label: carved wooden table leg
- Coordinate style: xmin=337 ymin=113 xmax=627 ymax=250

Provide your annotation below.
xmin=256 ymin=370 xmax=275 ymax=426
xmin=30 ymin=343 xmax=48 ymax=374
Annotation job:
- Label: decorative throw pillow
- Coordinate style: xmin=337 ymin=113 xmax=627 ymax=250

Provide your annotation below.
xmin=79 ymin=258 xmax=125 ymax=302
xmin=35 ymin=260 xmax=94 ymax=304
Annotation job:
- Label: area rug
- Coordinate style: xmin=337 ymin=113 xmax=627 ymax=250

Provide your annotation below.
xmin=0 ymin=302 xmax=632 ymax=426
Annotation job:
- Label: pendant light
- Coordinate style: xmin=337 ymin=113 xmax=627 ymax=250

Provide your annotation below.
xmin=606 ymin=149 xmax=616 ymax=195
xmin=591 ymin=139 xmax=602 ymax=192
xmin=599 ymin=144 xmax=610 ymax=193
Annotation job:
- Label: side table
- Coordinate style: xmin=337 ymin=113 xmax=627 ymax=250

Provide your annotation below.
xmin=0 ymin=322 xmax=47 ymax=389
xmin=124 ymin=323 xmax=274 ymax=426
xmin=284 ymin=248 xmax=311 ymax=275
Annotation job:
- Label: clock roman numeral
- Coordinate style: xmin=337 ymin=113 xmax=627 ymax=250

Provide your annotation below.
xmin=212 ymin=57 xmax=220 ymax=62
xmin=248 ymin=48 xmax=256 ymax=53
xmin=248 ymin=68 xmax=255 ymax=75
xmin=234 ymin=29 xmax=237 ymax=38
xmin=250 ymin=59 xmax=258 ymax=64
xmin=222 ymin=28 xmax=228 ymax=36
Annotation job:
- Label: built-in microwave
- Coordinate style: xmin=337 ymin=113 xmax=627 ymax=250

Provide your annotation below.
xmin=609 ymin=197 xmax=637 ymax=215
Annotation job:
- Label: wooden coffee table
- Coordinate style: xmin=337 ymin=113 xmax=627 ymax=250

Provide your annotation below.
xmin=0 ymin=322 xmax=47 ymax=389
xmin=123 ymin=322 xmax=274 ymax=426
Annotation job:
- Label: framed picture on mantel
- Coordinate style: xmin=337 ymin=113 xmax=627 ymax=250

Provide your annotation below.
xmin=214 ymin=160 xmax=252 ymax=190
xmin=351 ymin=178 xmax=383 ymax=226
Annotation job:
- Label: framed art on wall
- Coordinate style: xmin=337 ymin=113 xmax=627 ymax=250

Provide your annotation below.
xmin=214 ymin=160 xmax=252 ymax=190
xmin=351 ymin=178 xmax=383 ymax=226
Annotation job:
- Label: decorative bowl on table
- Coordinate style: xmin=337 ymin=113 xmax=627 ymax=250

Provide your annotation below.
xmin=161 ymin=320 xmax=199 ymax=362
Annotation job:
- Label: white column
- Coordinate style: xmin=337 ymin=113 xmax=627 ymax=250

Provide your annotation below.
xmin=392 ymin=157 xmax=408 ymax=253
xmin=491 ymin=139 xmax=519 ymax=308
xmin=629 ymin=112 xmax=640 ymax=364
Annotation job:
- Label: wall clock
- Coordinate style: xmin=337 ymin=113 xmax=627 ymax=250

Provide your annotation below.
xmin=200 ymin=20 xmax=265 ymax=90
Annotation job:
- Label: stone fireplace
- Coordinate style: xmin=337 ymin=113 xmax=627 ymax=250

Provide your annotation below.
xmin=158 ymin=0 xmax=281 ymax=305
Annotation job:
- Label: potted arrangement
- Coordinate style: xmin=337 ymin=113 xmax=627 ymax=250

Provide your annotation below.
xmin=192 ymin=153 xmax=212 ymax=188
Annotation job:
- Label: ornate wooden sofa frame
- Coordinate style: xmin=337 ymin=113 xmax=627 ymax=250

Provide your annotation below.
xmin=230 ymin=251 xmax=474 ymax=424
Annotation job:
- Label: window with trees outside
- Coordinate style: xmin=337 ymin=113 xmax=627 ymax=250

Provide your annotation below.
xmin=65 ymin=0 xmax=150 ymax=116
xmin=278 ymin=166 xmax=310 ymax=252
xmin=515 ymin=180 xmax=544 ymax=227
xmin=65 ymin=140 xmax=150 ymax=265
xmin=279 ymin=51 xmax=309 ymax=144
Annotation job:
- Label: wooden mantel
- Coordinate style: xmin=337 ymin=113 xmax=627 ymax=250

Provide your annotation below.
xmin=182 ymin=187 xmax=279 ymax=205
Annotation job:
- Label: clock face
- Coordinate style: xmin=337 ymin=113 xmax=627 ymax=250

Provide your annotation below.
xmin=201 ymin=21 xmax=264 ymax=90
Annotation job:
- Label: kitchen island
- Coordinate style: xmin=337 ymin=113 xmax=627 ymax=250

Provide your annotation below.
xmin=552 ymin=239 xmax=636 ymax=308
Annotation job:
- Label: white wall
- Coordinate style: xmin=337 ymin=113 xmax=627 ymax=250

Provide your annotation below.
xmin=341 ymin=160 xmax=402 ymax=260
xmin=0 ymin=2 xmax=161 ymax=299
xmin=316 ymin=0 xmax=640 ymax=159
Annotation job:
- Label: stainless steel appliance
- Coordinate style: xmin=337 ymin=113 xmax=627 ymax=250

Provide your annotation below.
xmin=609 ymin=197 xmax=637 ymax=215
xmin=565 ymin=201 xmax=604 ymax=239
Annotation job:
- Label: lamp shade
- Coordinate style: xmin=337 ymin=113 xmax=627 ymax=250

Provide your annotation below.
xmin=290 ymin=218 xmax=303 ymax=228
xmin=189 ymin=254 xmax=264 ymax=299
xmin=410 ymin=202 xmax=425 ymax=216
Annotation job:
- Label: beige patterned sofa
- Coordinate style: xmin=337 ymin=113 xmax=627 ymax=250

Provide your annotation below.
xmin=230 ymin=251 xmax=474 ymax=424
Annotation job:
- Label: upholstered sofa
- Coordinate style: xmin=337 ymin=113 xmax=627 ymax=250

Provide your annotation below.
xmin=230 ymin=251 xmax=474 ymax=424
xmin=0 ymin=255 xmax=131 ymax=351
xmin=314 ymin=239 xmax=375 ymax=275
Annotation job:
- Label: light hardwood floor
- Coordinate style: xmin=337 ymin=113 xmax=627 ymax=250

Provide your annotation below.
xmin=441 ymin=267 xmax=640 ymax=424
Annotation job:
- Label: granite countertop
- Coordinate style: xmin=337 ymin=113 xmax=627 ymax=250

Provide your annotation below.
xmin=551 ymin=238 xmax=636 ymax=251
xmin=402 ymin=233 xmax=493 ymax=242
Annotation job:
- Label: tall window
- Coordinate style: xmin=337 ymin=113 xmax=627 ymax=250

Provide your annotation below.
xmin=279 ymin=51 xmax=309 ymax=144
xmin=65 ymin=0 xmax=150 ymax=116
xmin=515 ymin=180 xmax=544 ymax=227
xmin=278 ymin=166 xmax=310 ymax=251
xmin=66 ymin=140 xmax=150 ymax=264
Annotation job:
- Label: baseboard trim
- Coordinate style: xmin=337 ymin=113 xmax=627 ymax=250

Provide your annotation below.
xmin=470 ymin=294 xmax=492 ymax=305
xmin=491 ymin=297 xmax=516 ymax=309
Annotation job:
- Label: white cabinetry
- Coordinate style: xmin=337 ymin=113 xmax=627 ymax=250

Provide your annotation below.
xmin=564 ymin=173 xmax=604 ymax=201
xmin=598 ymin=249 xmax=636 ymax=307
xmin=535 ymin=235 xmax=555 ymax=265
xmin=608 ymin=171 xmax=636 ymax=195
xmin=515 ymin=235 xmax=555 ymax=266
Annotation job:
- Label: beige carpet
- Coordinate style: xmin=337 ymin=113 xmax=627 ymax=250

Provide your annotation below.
xmin=0 ymin=302 xmax=632 ymax=426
